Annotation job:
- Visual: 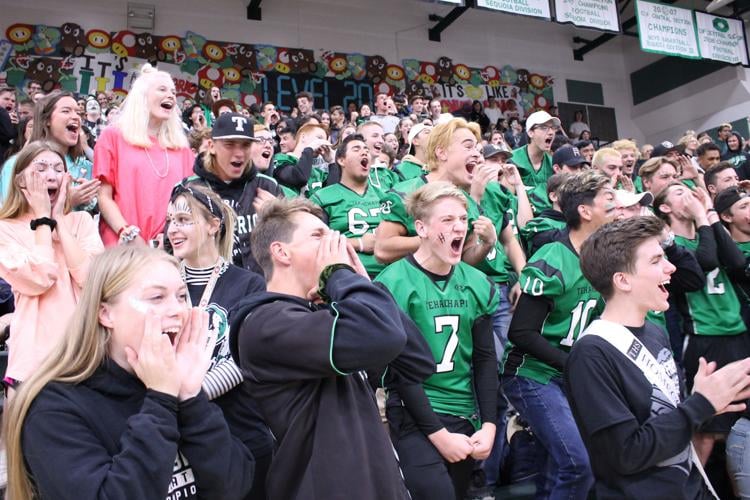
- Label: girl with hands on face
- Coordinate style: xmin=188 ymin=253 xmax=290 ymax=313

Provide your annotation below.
xmin=4 ymin=246 xmax=255 ymax=500
xmin=0 ymin=141 xmax=103 ymax=384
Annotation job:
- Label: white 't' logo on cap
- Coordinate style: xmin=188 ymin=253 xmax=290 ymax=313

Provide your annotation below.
xmin=231 ymin=116 xmax=248 ymax=132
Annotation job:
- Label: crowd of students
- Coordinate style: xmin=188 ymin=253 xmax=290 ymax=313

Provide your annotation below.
xmin=1 ymin=63 xmax=750 ymax=500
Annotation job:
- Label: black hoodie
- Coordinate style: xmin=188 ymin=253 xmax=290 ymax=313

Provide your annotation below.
xmin=22 ymin=359 xmax=254 ymax=500
xmin=228 ymin=268 xmax=435 ymax=500
xmin=177 ymin=155 xmax=283 ymax=274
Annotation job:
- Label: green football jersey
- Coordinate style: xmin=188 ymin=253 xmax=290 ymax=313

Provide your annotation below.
xmin=368 ymin=165 xmax=399 ymax=192
xmin=380 ymin=176 xmax=428 ymax=235
xmin=382 ymin=177 xmax=510 ymax=284
xmin=527 ymin=182 xmax=553 ymax=215
xmin=475 ymin=182 xmax=513 ymax=284
xmin=396 ymin=157 xmax=427 ymax=182
xmin=510 ymin=145 xmax=554 ymax=190
xmin=737 ymin=240 xmax=750 ymax=258
xmin=519 ymin=212 xmax=567 ymax=255
xmin=502 ymin=240 xmax=603 ymax=384
xmin=271 ymin=153 xmax=327 ymax=196
xmin=375 ymin=256 xmax=499 ymax=425
xmin=310 ymin=183 xmax=387 ymax=277
xmin=675 ymin=235 xmax=745 ymax=336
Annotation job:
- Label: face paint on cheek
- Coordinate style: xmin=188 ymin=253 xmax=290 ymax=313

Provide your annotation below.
xmin=438 ymin=233 xmax=446 ymax=244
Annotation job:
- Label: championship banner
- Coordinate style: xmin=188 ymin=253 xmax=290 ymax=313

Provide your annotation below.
xmin=635 ymin=0 xmax=700 ymax=59
xmin=695 ymin=12 xmax=749 ymax=66
xmin=554 ymin=0 xmax=620 ymax=33
xmin=476 ymin=0 xmax=551 ymax=20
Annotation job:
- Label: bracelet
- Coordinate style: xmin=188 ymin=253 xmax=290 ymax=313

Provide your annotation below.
xmin=707 ymin=208 xmax=717 ymax=213
xmin=30 ymin=217 xmax=57 ymax=231
xmin=357 ymin=238 xmax=364 ymax=252
xmin=117 ymin=224 xmax=129 ymax=237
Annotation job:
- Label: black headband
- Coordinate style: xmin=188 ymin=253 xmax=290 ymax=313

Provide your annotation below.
xmin=170 ymin=185 xmax=226 ymax=236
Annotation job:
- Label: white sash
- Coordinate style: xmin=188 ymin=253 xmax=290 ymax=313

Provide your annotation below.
xmin=581 ymin=319 xmax=718 ymax=499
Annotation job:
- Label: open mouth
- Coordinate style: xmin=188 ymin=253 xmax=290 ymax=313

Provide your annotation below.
xmin=160 ymin=101 xmax=174 ymax=110
xmin=261 ymin=151 xmax=271 ymax=159
xmin=360 ymin=157 xmax=369 ymax=168
xmin=66 ymin=123 xmax=79 ymax=134
xmin=658 ymin=280 xmax=670 ymax=294
xmin=230 ymin=160 xmax=244 ymax=170
xmin=162 ymin=327 xmax=180 ymax=345
xmin=47 ymin=187 xmax=58 ymax=199
xmin=450 ymin=236 xmax=463 ymax=253
xmin=170 ymin=237 xmax=185 ymax=249
xmin=544 ymin=137 xmax=553 ymax=146
xmin=466 ymin=162 xmax=476 ymax=175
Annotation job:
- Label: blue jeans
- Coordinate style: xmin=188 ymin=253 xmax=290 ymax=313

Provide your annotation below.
xmin=491 ymin=284 xmax=512 ymax=355
xmin=502 ymin=375 xmax=593 ymax=500
xmin=728 ymin=416 xmax=750 ymax=499
xmin=482 ymin=284 xmax=512 ymax=486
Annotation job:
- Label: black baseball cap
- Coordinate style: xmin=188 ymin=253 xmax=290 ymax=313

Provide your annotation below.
xmin=482 ymin=143 xmax=511 ymax=160
xmin=715 ymin=186 xmax=748 ymax=215
xmin=552 ymin=145 xmax=589 ymax=168
xmin=652 ymin=141 xmax=684 ymax=157
xmin=211 ymin=113 xmax=255 ymax=140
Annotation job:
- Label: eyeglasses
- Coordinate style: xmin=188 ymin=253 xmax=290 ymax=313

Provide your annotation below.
xmin=534 ymin=125 xmax=559 ymax=132
xmin=254 ymin=137 xmax=275 ymax=145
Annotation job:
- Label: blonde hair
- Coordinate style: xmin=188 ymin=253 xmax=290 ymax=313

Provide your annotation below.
xmin=4 ymin=246 xmax=179 ymax=500
xmin=591 ymin=147 xmax=621 ymax=170
xmin=406 ymin=180 xmax=467 ymax=222
xmin=0 ymin=140 xmax=69 ymax=220
xmin=678 ymin=134 xmax=697 ymax=147
xmin=253 ymin=124 xmax=270 ymax=135
xmin=611 ymin=139 xmax=638 ymax=155
xmin=117 ymin=64 xmax=188 ymax=149
xmin=426 ymin=118 xmax=481 ymax=171
xmin=170 ymin=185 xmax=236 ymax=261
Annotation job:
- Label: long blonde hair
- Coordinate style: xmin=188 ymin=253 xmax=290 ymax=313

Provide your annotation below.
xmin=3 ymin=246 xmax=179 ymax=500
xmin=117 ymin=64 xmax=188 ymax=149
xmin=170 ymin=185 xmax=236 ymax=261
xmin=0 ymin=140 xmax=69 ymax=220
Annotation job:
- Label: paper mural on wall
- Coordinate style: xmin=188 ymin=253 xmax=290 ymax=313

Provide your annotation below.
xmin=0 ymin=22 xmax=554 ymax=116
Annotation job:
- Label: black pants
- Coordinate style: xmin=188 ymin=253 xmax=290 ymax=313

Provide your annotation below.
xmin=388 ymin=406 xmax=475 ymax=500
xmin=245 ymin=452 xmax=272 ymax=500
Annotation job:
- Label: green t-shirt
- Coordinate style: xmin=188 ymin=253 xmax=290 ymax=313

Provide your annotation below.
xmin=674 ymin=234 xmax=745 ymax=336
xmin=519 ymin=212 xmax=567 ymax=256
xmin=395 ymin=157 xmax=427 ymax=182
xmin=502 ymin=240 xmax=602 ymax=384
xmin=310 ymin=183 xmax=387 ymax=277
xmin=375 ymin=257 xmax=499 ymax=426
xmin=510 ymin=145 xmax=554 ymax=190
